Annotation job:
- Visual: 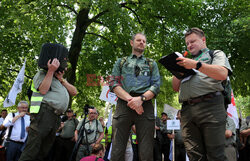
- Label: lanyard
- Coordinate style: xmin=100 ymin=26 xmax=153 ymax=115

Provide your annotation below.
xmin=194 ymin=52 xmax=205 ymax=61
xmin=194 ymin=48 xmax=209 ymax=61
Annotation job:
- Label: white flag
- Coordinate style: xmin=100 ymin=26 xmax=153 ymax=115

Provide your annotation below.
xmin=107 ymin=106 xmax=113 ymax=129
xmin=227 ymin=90 xmax=239 ymax=128
xmin=3 ymin=60 xmax=26 ymax=107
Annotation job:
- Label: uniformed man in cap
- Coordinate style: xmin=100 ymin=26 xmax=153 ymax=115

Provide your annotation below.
xmin=55 ymin=109 xmax=79 ymax=161
xmin=159 ymin=112 xmax=171 ymax=161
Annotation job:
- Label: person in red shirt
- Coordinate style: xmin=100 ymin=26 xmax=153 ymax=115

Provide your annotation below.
xmin=80 ymin=143 xmax=105 ymax=161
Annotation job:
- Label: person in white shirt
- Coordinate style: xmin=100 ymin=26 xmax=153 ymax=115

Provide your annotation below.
xmin=0 ymin=109 xmax=8 ymax=143
xmin=2 ymin=101 xmax=30 ymax=161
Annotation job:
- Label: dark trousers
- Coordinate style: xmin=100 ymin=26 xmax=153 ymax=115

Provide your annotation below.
xmin=111 ymin=99 xmax=155 ymax=161
xmin=132 ymin=144 xmax=139 ymax=161
xmin=54 ymin=137 xmax=75 ymax=161
xmin=6 ymin=141 xmax=23 ymax=161
xmin=161 ymin=142 xmax=171 ymax=161
xmin=19 ymin=103 xmax=61 ymax=161
xmin=225 ymin=145 xmax=237 ymax=161
xmin=175 ymin=144 xmax=186 ymax=161
xmin=181 ymin=94 xmax=227 ymax=161
xmin=153 ymin=140 xmax=161 ymax=161
xmin=238 ymin=144 xmax=250 ymax=161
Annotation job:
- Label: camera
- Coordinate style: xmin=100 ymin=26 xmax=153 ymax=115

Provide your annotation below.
xmin=86 ymin=129 xmax=94 ymax=134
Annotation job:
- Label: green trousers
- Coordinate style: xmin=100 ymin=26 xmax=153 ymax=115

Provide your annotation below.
xmin=19 ymin=103 xmax=61 ymax=161
xmin=110 ymin=98 xmax=155 ymax=161
xmin=181 ymin=94 xmax=227 ymax=161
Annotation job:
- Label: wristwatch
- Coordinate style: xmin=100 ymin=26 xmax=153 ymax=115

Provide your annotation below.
xmin=196 ymin=62 xmax=202 ymax=70
xmin=140 ymin=95 xmax=146 ymax=101
xmin=60 ymin=78 xmax=66 ymax=84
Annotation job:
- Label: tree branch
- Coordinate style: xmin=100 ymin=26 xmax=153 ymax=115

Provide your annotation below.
xmin=85 ymin=32 xmax=117 ymax=49
xmin=120 ymin=3 xmax=142 ymax=25
xmin=7 ymin=69 xmax=33 ymax=80
xmin=90 ymin=10 xmax=109 ymax=23
xmin=57 ymin=4 xmax=78 ymax=15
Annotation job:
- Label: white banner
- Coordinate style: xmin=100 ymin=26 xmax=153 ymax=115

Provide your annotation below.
xmin=167 ymin=120 xmax=180 ymax=130
xmin=227 ymin=90 xmax=239 ymax=128
xmin=99 ymin=86 xmax=117 ymax=105
xmin=164 ymin=104 xmax=178 ymax=119
xmin=4 ymin=60 xmax=26 ymax=107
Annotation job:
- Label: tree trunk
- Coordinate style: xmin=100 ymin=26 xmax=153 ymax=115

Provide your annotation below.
xmin=66 ymin=8 xmax=91 ymax=107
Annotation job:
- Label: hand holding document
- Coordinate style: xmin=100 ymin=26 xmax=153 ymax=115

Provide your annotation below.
xmin=158 ymin=52 xmax=196 ymax=79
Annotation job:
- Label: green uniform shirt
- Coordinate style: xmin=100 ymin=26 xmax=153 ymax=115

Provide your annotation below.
xmin=179 ymin=49 xmax=232 ymax=102
xmin=109 ymin=54 xmax=161 ymax=95
xmin=33 ymin=70 xmax=70 ymax=112
xmin=240 ymin=119 xmax=250 ymax=145
xmin=60 ymin=118 xmax=79 ymax=139
xmin=76 ymin=119 xmax=103 ymax=144
xmin=225 ymin=116 xmax=236 ymax=146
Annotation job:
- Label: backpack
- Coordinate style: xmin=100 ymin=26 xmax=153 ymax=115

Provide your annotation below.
xmin=209 ymin=50 xmax=232 ymax=108
xmin=119 ymin=56 xmax=154 ymax=75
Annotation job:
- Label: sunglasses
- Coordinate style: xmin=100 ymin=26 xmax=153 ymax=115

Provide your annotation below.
xmin=135 ymin=65 xmax=140 ymax=77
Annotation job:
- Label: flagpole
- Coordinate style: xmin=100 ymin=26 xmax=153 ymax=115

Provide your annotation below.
xmin=172 ymin=129 xmax=175 ymax=161
xmin=154 ymin=99 xmax=157 ymax=138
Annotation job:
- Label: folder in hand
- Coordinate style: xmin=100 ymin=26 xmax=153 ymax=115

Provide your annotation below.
xmin=158 ymin=52 xmax=196 ymax=79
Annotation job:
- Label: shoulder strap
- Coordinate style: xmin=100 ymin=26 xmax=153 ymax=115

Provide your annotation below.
xmin=7 ymin=113 xmax=15 ymax=139
xmin=209 ymin=50 xmax=214 ymax=61
xmin=120 ymin=56 xmax=154 ymax=75
xmin=209 ymin=50 xmax=221 ymax=63
xmin=119 ymin=56 xmax=128 ymax=73
xmin=73 ymin=118 xmax=77 ymax=129
xmin=146 ymin=58 xmax=153 ymax=75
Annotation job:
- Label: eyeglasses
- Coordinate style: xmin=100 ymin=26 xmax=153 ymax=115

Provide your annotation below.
xmin=20 ymin=106 xmax=28 ymax=109
xmin=89 ymin=112 xmax=97 ymax=115
xmin=135 ymin=65 xmax=140 ymax=77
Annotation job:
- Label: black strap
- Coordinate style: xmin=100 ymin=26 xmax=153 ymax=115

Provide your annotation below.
xmin=95 ymin=157 xmax=101 ymax=161
xmin=209 ymin=50 xmax=221 ymax=63
xmin=94 ymin=119 xmax=98 ymax=142
xmin=7 ymin=113 xmax=15 ymax=139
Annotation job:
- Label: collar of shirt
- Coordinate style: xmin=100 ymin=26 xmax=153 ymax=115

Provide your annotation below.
xmin=192 ymin=48 xmax=209 ymax=60
xmin=131 ymin=53 xmax=144 ymax=59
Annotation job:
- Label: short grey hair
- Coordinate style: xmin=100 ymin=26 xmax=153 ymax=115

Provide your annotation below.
xmin=18 ymin=101 xmax=29 ymax=107
xmin=131 ymin=32 xmax=146 ymax=41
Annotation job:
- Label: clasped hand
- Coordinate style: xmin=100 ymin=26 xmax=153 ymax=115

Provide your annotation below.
xmin=127 ymin=97 xmax=144 ymax=115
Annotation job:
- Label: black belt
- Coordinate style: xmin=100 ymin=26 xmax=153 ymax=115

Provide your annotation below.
xmin=183 ymin=91 xmax=221 ymax=105
xmin=9 ymin=139 xmax=24 ymax=145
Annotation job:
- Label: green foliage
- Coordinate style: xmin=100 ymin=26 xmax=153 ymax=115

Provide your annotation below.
xmin=0 ymin=0 xmax=249 ymax=118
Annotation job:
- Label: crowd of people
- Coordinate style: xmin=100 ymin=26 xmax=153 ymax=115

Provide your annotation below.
xmin=0 ymin=28 xmax=249 ymax=161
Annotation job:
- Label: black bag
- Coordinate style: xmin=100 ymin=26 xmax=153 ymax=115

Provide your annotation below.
xmin=38 ymin=43 xmax=69 ymax=73
xmin=209 ymin=50 xmax=232 ymax=108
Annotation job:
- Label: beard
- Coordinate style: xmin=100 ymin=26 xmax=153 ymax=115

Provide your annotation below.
xmin=134 ymin=47 xmax=144 ymax=53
